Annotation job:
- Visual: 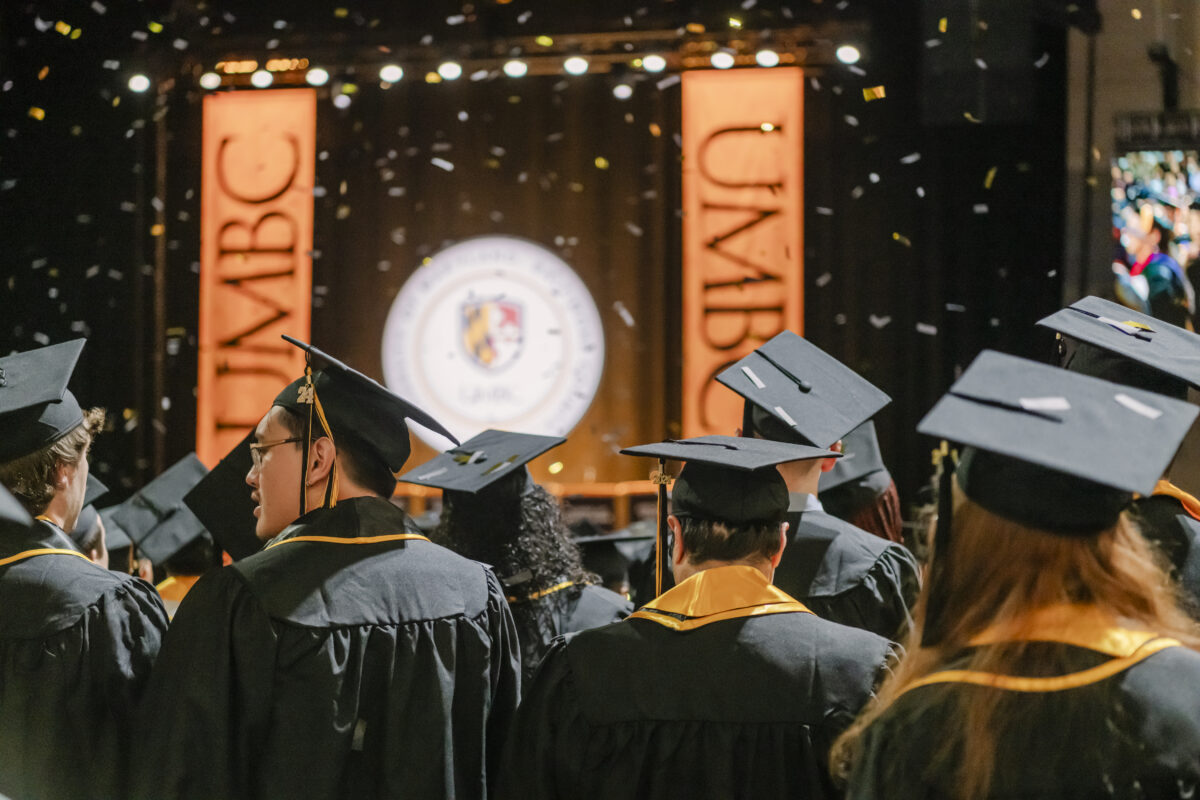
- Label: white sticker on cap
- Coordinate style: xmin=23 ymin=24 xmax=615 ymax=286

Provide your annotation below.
xmin=1019 ymin=397 xmax=1071 ymax=412
xmin=1114 ymin=393 xmax=1163 ymax=420
xmin=773 ymin=406 xmax=799 ymax=427
xmin=415 ymin=467 xmax=449 ymax=481
xmin=741 ymin=366 xmax=766 ymax=389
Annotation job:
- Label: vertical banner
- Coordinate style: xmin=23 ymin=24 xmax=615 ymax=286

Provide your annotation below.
xmin=197 ymin=89 xmax=315 ymax=465
xmin=681 ymin=68 xmax=804 ymax=437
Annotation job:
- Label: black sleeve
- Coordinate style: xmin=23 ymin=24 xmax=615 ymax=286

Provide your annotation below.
xmin=485 ymin=567 xmax=524 ymax=793
xmin=130 ymin=568 xmax=279 ymax=800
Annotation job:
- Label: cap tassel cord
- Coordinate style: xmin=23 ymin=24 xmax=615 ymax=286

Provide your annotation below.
xmin=311 ymin=382 xmax=339 ymax=509
xmin=921 ymin=441 xmax=957 ymax=648
xmin=651 ymin=459 xmax=672 ymax=599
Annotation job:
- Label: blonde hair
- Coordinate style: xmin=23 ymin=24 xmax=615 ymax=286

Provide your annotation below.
xmin=0 ymin=407 xmax=105 ymax=515
xmin=831 ymin=498 xmax=1200 ymax=800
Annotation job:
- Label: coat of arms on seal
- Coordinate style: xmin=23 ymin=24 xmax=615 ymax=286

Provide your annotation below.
xmin=461 ymin=299 xmax=523 ymax=371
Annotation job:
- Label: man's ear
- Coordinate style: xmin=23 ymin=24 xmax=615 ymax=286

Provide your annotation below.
xmin=667 ymin=515 xmax=686 ymax=566
xmin=307 ymin=437 xmax=336 ymax=486
xmin=53 ymin=459 xmax=73 ymax=490
xmin=770 ymin=522 xmax=788 ymax=568
xmin=819 ymin=439 xmax=843 ymax=474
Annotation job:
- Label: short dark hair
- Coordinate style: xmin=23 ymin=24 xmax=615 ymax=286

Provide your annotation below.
xmin=276 ymin=407 xmax=397 ymax=498
xmin=678 ymin=516 xmax=783 ymax=564
xmin=0 ymin=407 xmax=105 ymax=515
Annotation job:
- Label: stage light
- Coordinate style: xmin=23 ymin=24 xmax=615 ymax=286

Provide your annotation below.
xmin=305 ymin=67 xmax=330 ymax=86
xmin=503 ymin=59 xmax=528 ymax=78
xmin=710 ymin=51 xmax=735 ymax=70
xmin=250 ymin=69 xmax=273 ymax=88
xmin=437 ymin=61 xmax=463 ymax=81
xmin=563 ymin=56 xmax=589 ymax=75
xmin=128 ymin=74 xmax=151 ymax=93
xmin=612 ymin=83 xmax=633 ymax=100
xmin=379 ymin=64 xmax=403 ymax=83
xmin=333 ymin=93 xmax=351 ymax=109
xmin=642 ymin=54 xmax=667 ymax=73
xmin=755 ymin=49 xmax=780 ymax=68
xmin=836 ymin=45 xmax=861 ymax=65
xmin=199 ymin=72 xmax=222 ymax=90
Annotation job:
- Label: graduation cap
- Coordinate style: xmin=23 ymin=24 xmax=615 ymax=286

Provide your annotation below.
xmin=112 ymin=454 xmax=211 ymax=567
xmin=397 ymin=429 xmax=565 ymax=494
xmin=69 ymin=504 xmax=101 ymax=550
xmin=84 ymin=474 xmax=109 ymax=507
xmin=917 ymin=350 xmax=1199 ymax=646
xmin=716 ymin=331 xmax=891 ymax=448
xmin=1036 ymin=295 xmax=1200 ymax=400
xmin=621 ymin=435 xmax=839 ymax=597
xmin=183 ymin=432 xmax=263 ymax=562
xmin=0 ymin=482 xmax=31 ymax=529
xmin=0 ymin=339 xmax=87 ymax=463
xmin=274 ymin=336 xmax=460 ymax=514
xmin=818 ymin=419 xmax=887 ymax=494
xmin=98 ymin=505 xmax=132 ymax=551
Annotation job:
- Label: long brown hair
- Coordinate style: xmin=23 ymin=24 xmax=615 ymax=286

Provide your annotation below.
xmin=831 ymin=497 xmax=1200 ymax=800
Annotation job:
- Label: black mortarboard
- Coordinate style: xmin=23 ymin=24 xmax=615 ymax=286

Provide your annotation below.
xmin=818 ymin=420 xmax=887 ymax=493
xmin=918 ymin=350 xmax=1198 ymax=534
xmin=112 ymin=454 xmax=210 ymax=566
xmin=98 ymin=505 xmax=132 ymax=550
xmin=84 ymin=474 xmax=109 ymax=507
xmin=397 ymin=430 xmax=565 ymax=494
xmin=0 ymin=339 xmax=87 ymax=463
xmin=182 ymin=432 xmax=263 ymax=561
xmin=1036 ymin=295 xmax=1200 ymax=400
xmin=620 ymin=435 xmax=838 ymax=526
xmin=69 ymin=505 xmax=101 ymax=549
xmin=274 ymin=336 xmax=460 ymax=512
xmin=717 ymin=331 xmax=891 ymax=448
xmin=0 ymin=482 xmax=31 ymax=528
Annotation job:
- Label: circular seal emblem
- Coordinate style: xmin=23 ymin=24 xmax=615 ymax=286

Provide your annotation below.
xmin=381 ymin=236 xmax=606 ymax=450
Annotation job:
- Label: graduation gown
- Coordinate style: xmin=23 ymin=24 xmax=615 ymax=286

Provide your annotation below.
xmin=132 ymin=497 xmax=522 ymax=800
xmin=1129 ymin=480 xmax=1200 ymax=615
xmin=846 ymin=607 xmax=1200 ymax=799
xmin=506 ymin=582 xmax=632 ymax=686
xmin=774 ymin=503 xmax=920 ymax=641
xmin=0 ymin=518 xmax=168 ymax=800
xmin=497 ymin=565 xmax=894 ymax=800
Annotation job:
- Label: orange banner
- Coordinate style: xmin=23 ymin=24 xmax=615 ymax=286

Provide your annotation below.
xmin=197 ymin=89 xmax=315 ymax=465
xmin=681 ymin=68 xmax=804 ymax=436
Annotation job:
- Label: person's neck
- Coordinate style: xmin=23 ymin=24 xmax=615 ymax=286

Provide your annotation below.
xmin=302 ymin=473 xmax=379 ymax=515
xmin=38 ymin=495 xmax=75 ymax=531
xmin=673 ymin=557 xmax=774 ymax=586
xmin=777 ymin=463 xmax=822 ymax=497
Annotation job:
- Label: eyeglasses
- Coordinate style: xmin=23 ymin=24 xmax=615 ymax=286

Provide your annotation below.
xmin=248 ymin=437 xmax=304 ymax=469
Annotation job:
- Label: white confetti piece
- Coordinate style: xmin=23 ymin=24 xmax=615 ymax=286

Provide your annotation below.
xmin=613 ymin=301 xmax=636 ymax=328
xmin=869 ymin=172 xmax=880 ymax=183
xmin=900 ymin=152 xmax=922 ymax=164
xmin=1020 ymin=397 xmax=1070 ymax=412
xmin=1034 ymin=52 xmax=1050 ymax=68
xmin=33 ymin=332 xmax=50 ymax=345
xmin=431 ymin=158 xmax=454 ymax=171
xmin=869 ymin=314 xmax=892 ymax=329
xmin=815 ymin=272 xmax=833 ymax=287
xmin=975 ymin=58 xmax=988 ymax=70
xmin=848 ymin=65 xmax=866 ymax=76
xmin=446 ymin=14 xmax=466 ymax=24
xmin=656 ymin=74 xmax=681 ymax=90
xmin=741 ymin=366 xmax=766 ymax=389
xmin=774 ymin=406 xmax=798 ymax=427
xmin=851 ymin=186 xmax=864 ymax=199
xmin=91 ymin=1 xmax=107 ymax=13
xmin=916 ymin=186 xmax=926 ymax=198
xmin=816 ymin=207 xmax=834 ymax=216
xmin=1115 ymin=393 xmax=1163 ymax=420
xmin=625 ymin=222 xmax=644 ymax=237
xmin=973 ymin=204 xmax=989 ymax=214
xmin=916 ymin=322 xmax=938 ymax=336
xmin=925 ymin=38 xmax=942 ymax=48
xmin=844 ymin=115 xmax=859 ymax=126
xmin=946 ymin=303 xmax=966 ymax=312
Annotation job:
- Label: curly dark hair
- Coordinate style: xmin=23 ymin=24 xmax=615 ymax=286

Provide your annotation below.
xmin=432 ymin=468 xmax=595 ymax=596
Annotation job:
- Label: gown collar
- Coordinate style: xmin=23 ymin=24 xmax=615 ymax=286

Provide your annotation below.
xmin=630 ymin=565 xmax=812 ymax=631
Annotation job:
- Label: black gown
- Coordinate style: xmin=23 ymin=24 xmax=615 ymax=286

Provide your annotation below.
xmin=507 ymin=582 xmax=632 ymax=686
xmin=497 ymin=565 xmax=894 ymax=800
xmin=132 ymin=497 xmax=522 ymax=800
xmin=847 ymin=629 xmax=1200 ymax=798
xmin=775 ymin=505 xmax=920 ymax=641
xmin=0 ymin=518 xmax=168 ymax=800
xmin=1128 ymin=482 xmax=1200 ymax=616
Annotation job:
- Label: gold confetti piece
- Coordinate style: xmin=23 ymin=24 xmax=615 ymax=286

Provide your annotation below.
xmin=334 ymin=8 xmax=349 ymax=17
xmin=570 ymin=182 xmax=584 ymax=192
xmin=485 ymin=158 xmax=501 ymax=169
xmin=729 ymin=17 xmax=742 ymax=28
xmin=70 ymin=125 xmax=81 ymax=136
xmin=963 ymin=111 xmax=982 ymax=123
xmin=1131 ymin=8 xmax=1142 ymax=19
xmin=507 ymin=95 xmax=521 ymax=104
xmin=595 ymin=157 xmax=609 ymax=169
xmin=38 ymin=66 xmax=49 ymax=80
xmin=892 ymin=232 xmax=912 ymax=247
xmin=55 ymin=21 xmax=71 ymax=35
xmin=112 ymin=96 xmax=121 ymax=107
xmin=685 ymin=22 xmax=705 ymax=33
xmin=150 ymin=224 xmax=164 ymax=236
xmin=548 ymin=461 xmax=564 ymax=475
xmin=70 ymin=28 xmax=81 ymax=39
xmin=342 ymin=82 xmax=358 ymax=94
xmin=28 ymin=107 xmax=45 ymax=120
xmin=863 ymin=85 xmax=886 ymax=101
xmin=984 ymin=166 xmax=997 ymax=189
xmin=938 ymin=17 xmax=947 ymax=32
xmin=421 ymin=256 xmax=432 ymax=265
xmin=535 ymin=35 xmax=553 ymax=46
xmin=649 ymin=123 xmax=662 ymax=137
xmin=425 ymin=72 xmax=441 ymax=83
xmin=147 ymin=21 xmax=163 ymax=33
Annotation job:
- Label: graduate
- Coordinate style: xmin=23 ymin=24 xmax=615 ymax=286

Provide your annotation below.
xmin=112 ymin=453 xmax=217 ymax=618
xmin=1039 ymin=295 xmax=1200 ymax=614
xmin=132 ymin=337 xmax=521 ymax=800
xmin=401 ymin=429 xmax=631 ymax=686
xmin=0 ymin=340 xmax=168 ymax=800
xmin=836 ymin=351 xmax=1200 ymax=799
xmin=818 ymin=420 xmax=904 ymax=543
xmin=718 ymin=331 xmax=921 ymax=641
xmin=497 ymin=435 xmax=895 ymax=800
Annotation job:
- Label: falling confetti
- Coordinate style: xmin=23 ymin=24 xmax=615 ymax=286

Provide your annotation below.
xmin=844 ymin=115 xmax=859 ymax=127
xmin=900 ymin=152 xmax=921 ymax=164
xmin=613 ymin=301 xmax=636 ymax=328
xmin=869 ymin=314 xmax=892 ymax=329
xmin=916 ymin=322 xmax=938 ymax=336
xmin=28 ymin=107 xmax=45 ymax=120
xmin=55 ymin=21 xmax=71 ymax=35
xmin=946 ymin=303 xmax=966 ymax=312
xmin=938 ymin=17 xmax=948 ymax=32
xmin=431 ymin=158 xmax=454 ymax=172
xmin=963 ymin=112 xmax=983 ymax=123
xmin=973 ymin=204 xmax=989 ymax=214
xmin=815 ymin=272 xmax=833 ymax=287
xmin=984 ymin=166 xmax=997 ymax=189
xmin=594 ymin=157 xmax=609 ymax=169
xmin=1034 ymin=52 xmax=1050 ymax=69
xmin=862 ymin=86 xmax=886 ymax=102
xmin=815 ymin=207 xmax=834 ymax=216
xmin=892 ymin=232 xmax=912 ymax=247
